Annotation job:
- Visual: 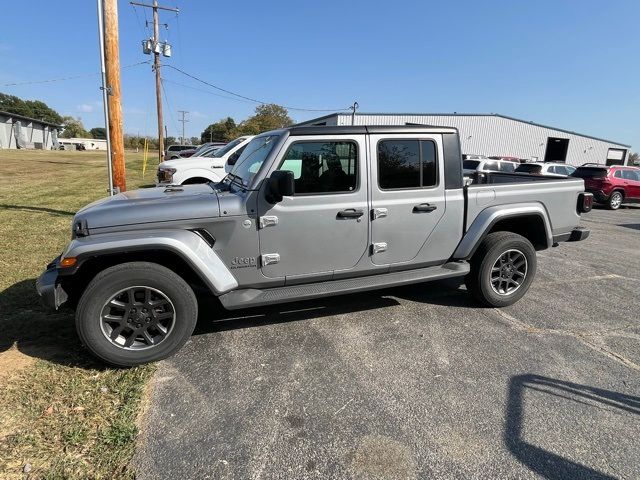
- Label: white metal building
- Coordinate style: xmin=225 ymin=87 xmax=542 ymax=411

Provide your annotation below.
xmin=0 ymin=110 xmax=62 ymax=150
xmin=58 ymin=138 xmax=108 ymax=150
xmin=296 ymin=113 xmax=631 ymax=166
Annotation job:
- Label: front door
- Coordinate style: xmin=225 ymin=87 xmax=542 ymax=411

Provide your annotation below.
xmin=369 ymin=134 xmax=446 ymax=266
xmin=257 ymin=135 xmax=369 ymax=279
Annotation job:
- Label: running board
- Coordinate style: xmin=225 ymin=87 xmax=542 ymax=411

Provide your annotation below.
xmin=219 ymin=261 xmax=469 ymax=310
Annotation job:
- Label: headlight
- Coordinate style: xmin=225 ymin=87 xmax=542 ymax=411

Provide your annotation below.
xmin=157 ymin=167 xmax=176 ymax=183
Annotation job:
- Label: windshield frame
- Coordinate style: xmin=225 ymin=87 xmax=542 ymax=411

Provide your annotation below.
xmin=226 ymin=133 xmax=284 ymax=189
xmin=211 ymin=137 xmax=246 ymax=158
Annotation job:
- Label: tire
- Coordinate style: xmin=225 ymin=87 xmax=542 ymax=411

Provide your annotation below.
xmin=465 ymin=232 xmax=537 ymax=308
xmin=76 ymin=262 xmax=198 ymax=367
xmin=607 ymin=190 xmax=623 ymax=210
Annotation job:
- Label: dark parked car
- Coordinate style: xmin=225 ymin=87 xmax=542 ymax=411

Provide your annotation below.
xmin=571 ymin=165 xmax=640 ymax=210
xmin=165 ymin=144 xmax=196 ymax=160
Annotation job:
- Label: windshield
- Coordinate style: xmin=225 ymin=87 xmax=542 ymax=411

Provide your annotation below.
xmin=571 ymin=167 xmax=608 ymax=179
xmin=498 ymin=162 xmax=516 ymax=173
xmin=516 ymin=164 xmax=542 ymax=173
xmin=463 ymin=160 xmax=480 ymax=170
xmin=212 ymin=138 xmax=244 ymax=158
xmin=229 ymin=135 xmax=280 ymax=187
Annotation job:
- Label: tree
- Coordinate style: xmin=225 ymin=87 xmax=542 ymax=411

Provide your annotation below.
xmin=190 ymin=136 xmax=200 ymax=145
xmin=0 ymin=92 xmax=63 ymax=124
xmin=89 ymin=127 xmax=107 ymax=140
xmin=629 ymin=152 xmax=639 ymax=165
xmin=60 ymin=116 xmax=90 ymax=138
xmin=165 ymin=136 xmax=177 ymax=146
xmin=201 ymin=117 xmax=238 ymax=143
xmin=238 ymin=104 xmax=293 ymax=135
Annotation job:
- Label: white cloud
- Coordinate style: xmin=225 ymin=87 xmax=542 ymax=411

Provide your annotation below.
xmin=123 ymin=106 xmax=146 ymax=115
xmin=77 ymin=103 xmax=94 ymax=113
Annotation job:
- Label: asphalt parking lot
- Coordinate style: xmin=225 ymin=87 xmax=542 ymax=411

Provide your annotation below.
xmin=137 ymin=206 xmax=640 ymax=480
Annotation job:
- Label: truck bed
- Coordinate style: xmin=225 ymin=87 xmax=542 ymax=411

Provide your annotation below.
xmin=464 ymin=173 xmax=585 ymax=239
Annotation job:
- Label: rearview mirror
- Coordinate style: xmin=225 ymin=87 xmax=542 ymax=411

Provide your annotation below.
xmin=265 ymin=170 xmax=295 ymax=204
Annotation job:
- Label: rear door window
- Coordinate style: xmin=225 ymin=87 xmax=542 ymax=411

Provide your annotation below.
xmin=377 ymin=139 xmax=438 ymax=189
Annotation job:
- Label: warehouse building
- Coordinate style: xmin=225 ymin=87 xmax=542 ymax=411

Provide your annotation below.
xmin=296 ymin=113 xmax=631 ymax=166
xmin=0 ymin=110 xmax=62 ymax=150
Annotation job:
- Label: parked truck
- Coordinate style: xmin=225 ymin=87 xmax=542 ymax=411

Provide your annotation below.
xmin=37 ymin=125 xmax=592 ymax=366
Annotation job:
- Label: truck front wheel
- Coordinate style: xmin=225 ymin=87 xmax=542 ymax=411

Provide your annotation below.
xmin=75 ymin=262 xmax=198 ymax=367
xmin=465 ymin=232 xmax=537 ymax=307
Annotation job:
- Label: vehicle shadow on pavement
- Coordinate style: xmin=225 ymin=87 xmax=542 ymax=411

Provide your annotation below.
xmin=0 ymin=203 xmax=76 ymax=216
xmin=191 ymin=278 xmax=475 ymax=335
xmin=618 ymin=223 xmax=640 ymax=231
xmin=505 ymin=374 xmax=640 ymax=480
xmin=0 ymin=279 xmax=105 ymax=369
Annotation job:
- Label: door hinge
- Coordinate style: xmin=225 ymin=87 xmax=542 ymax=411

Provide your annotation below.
xmin=372 ymin=207 xmax=388 ymax=220
xmin=261 ymin=253 xmax=280 ymax=266
xmin=371 ymin=242 xmax=388 ymax=254
xmin=259 ymin=215 xmax=279 ymax=229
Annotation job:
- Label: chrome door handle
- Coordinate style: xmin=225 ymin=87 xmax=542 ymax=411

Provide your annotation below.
xmin=413 ymin=203 xmax=437 ymax=213
xmin=337 ymin=209 xmax=364 ymax=219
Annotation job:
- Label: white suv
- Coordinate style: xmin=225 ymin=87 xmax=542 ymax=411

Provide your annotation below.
xmin=156 ymin=136 xmax=254 ymax=185
xmin=463 ymin=158 xmax=518 ymax=176
xmin=515 ymin=162 xmax=576 ymax=177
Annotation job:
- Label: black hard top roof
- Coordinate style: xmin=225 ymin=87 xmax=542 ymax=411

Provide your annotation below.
xmin=286 ymin=125 xmax=459 ymax=136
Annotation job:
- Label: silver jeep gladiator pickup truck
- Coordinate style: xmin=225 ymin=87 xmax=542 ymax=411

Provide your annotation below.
xmin=37 ymin=125 xmax=592 ymax=366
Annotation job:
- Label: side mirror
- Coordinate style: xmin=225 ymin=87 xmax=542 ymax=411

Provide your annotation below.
xmin=265 ymin=170 xmax=295 ymax=204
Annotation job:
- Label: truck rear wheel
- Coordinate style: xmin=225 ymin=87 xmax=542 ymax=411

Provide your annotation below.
xmin=76 ymin=262 xmax=198 ymax=367
xmin=465 ymin=232 xmax=537 ymax=307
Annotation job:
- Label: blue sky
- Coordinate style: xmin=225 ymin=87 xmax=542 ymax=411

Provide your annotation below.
xmin=1 ymin=0 xmax=638 ymax=149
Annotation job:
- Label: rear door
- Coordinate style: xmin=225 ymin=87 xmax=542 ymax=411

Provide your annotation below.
xmin=257 ymin=135 xmax=368 ymax=279
xmin=369 ymin=134 xmax=446 ymax=266
xmin=622 ymin=169 xmax=640 ymax=199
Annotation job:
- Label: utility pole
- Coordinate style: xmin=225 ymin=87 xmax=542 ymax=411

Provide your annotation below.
xmin=178 ymin=110 xmax=189 ymax=145
xmin=131 ymin=0 xmax=178 ymax=163
xmin=97 ymin=0 xmax=114 ymax=195
xmin=350 ymin=101 xmax=359 ymax=126
xmin=100 ymin=0 xmax=126 ymax=192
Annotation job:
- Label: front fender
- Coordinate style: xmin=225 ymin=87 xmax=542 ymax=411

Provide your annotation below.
xmin=453 ymin=203 xmax=553 ymax=259
xmin=61 ymin=229 xmax=238 ymax=294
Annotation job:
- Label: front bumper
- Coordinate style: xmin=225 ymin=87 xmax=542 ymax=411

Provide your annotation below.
xmin=36 ymin=257 xmax=68 ymax=310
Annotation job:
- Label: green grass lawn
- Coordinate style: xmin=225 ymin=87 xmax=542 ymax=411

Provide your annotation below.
xmin=0 ymin=149 xmax=159 ymax=479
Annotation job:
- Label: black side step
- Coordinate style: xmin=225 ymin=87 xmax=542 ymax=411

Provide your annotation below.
xmin=219 ymin=261 xmax=470 ymax=310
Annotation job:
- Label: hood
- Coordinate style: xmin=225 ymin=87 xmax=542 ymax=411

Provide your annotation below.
xmin=75 ymin=184 xmax=220 ymax=231
xmin=159 ymin=155 xmax=225 ymax=170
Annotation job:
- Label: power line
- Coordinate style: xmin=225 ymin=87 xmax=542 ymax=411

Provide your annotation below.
xmin=162 ymin=78 xmax=257 ymax=105
xmin=160 ymin=78 xmax=180 ymax=137
xmin=1 ymin=61 xmax=150 ymax=87
xmin=163 ymin=64 xmax=351 ymax=112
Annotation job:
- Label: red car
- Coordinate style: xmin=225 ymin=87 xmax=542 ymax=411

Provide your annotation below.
xmin=571 ymin=165 xmax=640 ymax=210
